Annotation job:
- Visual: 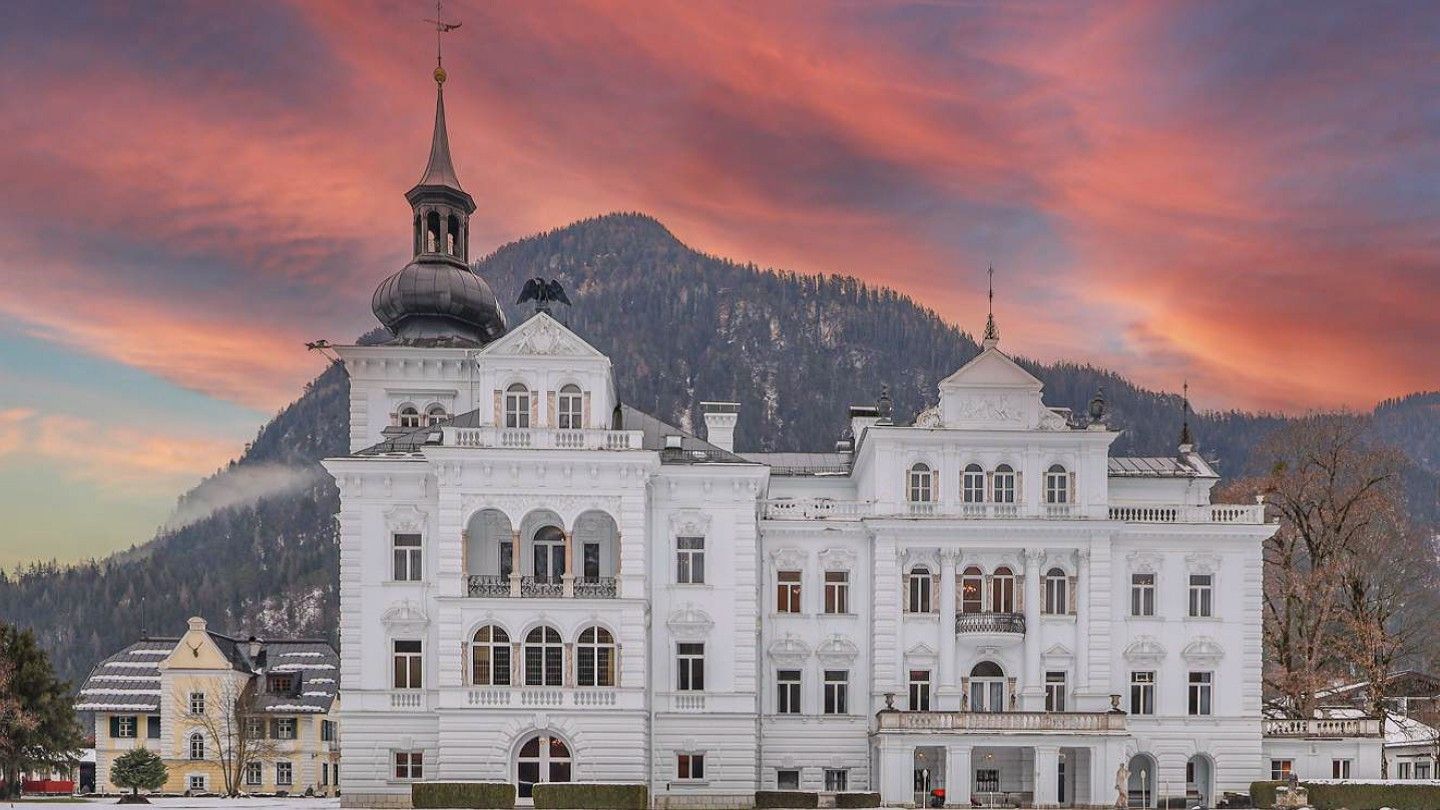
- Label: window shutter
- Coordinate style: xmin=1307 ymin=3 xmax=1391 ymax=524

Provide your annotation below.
xmin=1068 ymin=472 xmax=1076 ymax=503
xmin=1068 ymin=576 xmax=1078 ymax=614
xmin=109 ymin=716 xmax=120 ymax=738
xmin=270 ymin=719 xmax=281 ymax=739
xmin=148 ymin=715 xmax=161 ymax=739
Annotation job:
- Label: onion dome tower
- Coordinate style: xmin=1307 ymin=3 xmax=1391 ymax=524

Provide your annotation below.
xmin=372 ymin=65 xmax=507 ymax=346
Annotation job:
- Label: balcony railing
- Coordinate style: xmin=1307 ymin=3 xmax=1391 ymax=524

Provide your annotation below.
xmin=955 ymin=613 xmax=1026 ymax=635
xmin=1262 ymin=717 xmax=1382 ymax=738
xmin=466 ymin=575 xmax=617 ymax=598
xmin=465 ymin=688 xmax=619 ymax=708
xmin=445 ymin=426 xmax=643 ymax=451
xmin=1109 ymin=504 xmax=1265 ymax=524
xmin=877 ymin=710 xmax=1126 ymax=733
xmin=760 ymin=499 xmax=1265 ymax=524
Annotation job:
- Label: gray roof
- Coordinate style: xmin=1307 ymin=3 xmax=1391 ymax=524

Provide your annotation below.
xmin=76 ymin=633 xmax=339 ymax=715
xmin=1108 ymin=456 xmax=1204 ymax=477
xmin=741 ymin=452 xmax=851 ymax=476
xmin=414 ymin=81 xmax=464 ymax=192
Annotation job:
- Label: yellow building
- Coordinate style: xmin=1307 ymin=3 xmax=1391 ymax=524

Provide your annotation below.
xmin=76 ymin=617 xmax=341 ymax=796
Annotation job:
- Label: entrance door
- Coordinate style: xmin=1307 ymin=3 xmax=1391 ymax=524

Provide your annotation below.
xmin=1057 ymin=760 xmax=1066 ymax=805
xmin=516 ymin=735 xmax=571 ymax=798
xmin=533 ymin=527 xmax=566 ymax=584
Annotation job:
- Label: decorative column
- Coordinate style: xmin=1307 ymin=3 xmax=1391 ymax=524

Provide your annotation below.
xmin=1022 ymin=549 xmax=1043 ymax=709
xmin=460 ymin=530 xmax=470 ymax=579
xmin=509 ymin=530 xmax=522 ymax=597
xmin=1034 ymin=745 xmax=1060 ymax=807
xmin=879 ymin=740 xmax=912 ymax=805
xmin=945 ymin=745 xmax=972 ymax=806
xmin=939 ymin=550 xmax=959 ymax=695
xmin=562 ymin=529 xmax=575 ymax=597
xmin=1076 ymin=548 xmax=1091 ymax=696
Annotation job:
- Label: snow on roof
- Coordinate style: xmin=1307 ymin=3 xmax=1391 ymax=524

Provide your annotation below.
xmin=127 ymin=649 xmax=169 ymax=656
xmin=1386 ymin=713 xmax=1440 ymax=747
xmin=79 ymin=688 xmax=161 ymax=696
xmin=103 ymin=660 xmax=160 ymax=669
xmin=269 ymin=662 xmax=335 ymax=671
xmin=279 ymin=651 xmax=325 ymax=657
xmin=265 ymin=704 xmax=326 ymax=712
xmin=308 ymin=678 xmax=336 ymax=684
xmin=75 ymin=703 xmax=159 ymax=712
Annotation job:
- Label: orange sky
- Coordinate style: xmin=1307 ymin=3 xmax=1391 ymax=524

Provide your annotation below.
xmin=0 ymin=1 xmax=1436 ymax=563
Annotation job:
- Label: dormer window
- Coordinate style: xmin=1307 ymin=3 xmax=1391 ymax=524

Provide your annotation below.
xmin=1045 ymin=464 xmax=1070 ymax=504
xmin=558 ymin=384 xmax=583 ymax=430
xmin=505 ymin=384 xmax=531 ymax=429
xmin=269 ymin=674 xmax=294 ymax=693
xmin=993 ymin=464 xmax=1016 ymax=503
xmin=426 ymin=404 xmax=448 ymax=426
xmin=907 ymin=463 xmax=934 ymax=503
xmin=397 ymin=405 xmax=421 ymax=429
xmin=962 ymin=464 xmax=985 ymax=503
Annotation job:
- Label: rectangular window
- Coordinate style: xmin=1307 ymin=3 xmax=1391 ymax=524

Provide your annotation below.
xmin=245 ymin=761 xmax=262 ymax=786
xmin=824 ymin=670 xmax=849 ymax=715
xmin=1188 ymin=671 xmax=1213 ymax=716
xmin=824 ymin=570 xmax=850 ymax=614
xmin=268 ymin=674 xmax=294 ymax=693
xmin=146 ymin=715 xmax=161 ymax=739
xmin=189 ymin=691 xmax=206 ymax=715
xmin=776 ymin=670 xmax=802 ymax=715
xmin=113 ymin=716 xmax=137 ymax=738
xmin=322 ymin=762 xmax=329 ymax=786
xmin=275 ymin=762 xmax=293 ymax=786
xmin=1398 ymin=761 xmax=1412 ymax=780
xmin=1189 ymin=574 xmax=1214 ymax=617
xmin=777 ymin=770 xmax=800 ymax=791
xmin=676 ymin=536 xmax=705 ymax=585
xmin=1045 ymin=671 xmax=1067 ymax=712
xmin=908 ymin=570 xmax=933 ymax=613
xmin=1331 ymin=759 xmax=1351 ymax=779
xmin=392 ymin=533 xmax=422 ymax=582
xmin=393 ymin=640 xmax=423 ymax=689
xmin=1131 ymin=573 xmax=1155 ymax=616
xmin=908 ymin=670 xmax=931 ymax=711
xmin=394 ymin=751 xmax=424 ymax=780
xmin=825 ymin=769 xmax=849 ymax=792
xmin=777 ymin=570 xmax=802 ymax=613
xmin=1129 ymin=671 xmax=1155 ymax=715
xmin=677 ymin=753 xmax=705 ymax=781
xmin=1418 ymin=760 xmax=1432 ymax=780
xmin=321 ymin=720 xmax=336 ymax=742
xmin=245 ymin=717 xmax=266 ymax=739
xmin=1270 ymin=760 xmax=1293 ymax=781
xmin=677 ymin=643 xmax=705 ymax=691
xmin=189 ymin=775 xmax=206 ymax=792
xmin=500 ymin=539 xmax=513 ymax=579
xmin=273 ymin=717 xmax=296 ymax=740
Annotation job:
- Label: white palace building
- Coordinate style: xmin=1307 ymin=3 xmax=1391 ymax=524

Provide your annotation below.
xmin=324 ymin=65 xmax=1293 ymax=808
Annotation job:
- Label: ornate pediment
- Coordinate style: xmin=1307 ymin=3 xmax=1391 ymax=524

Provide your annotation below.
xmin=381 ymin=600 xmax=430 ymax=634
xmin=479 ymin=312 xmax=605 ymax=359
xmin=1123 ymin=635 xmax=1167 ymax=664
xmin=937 ymin=347 xmax=1047 ymax=430
xmin=816 ymin=635 xmax=860 ymax=665
xmin=1182 ymin=637 xmax=1225 ymax=665
xmin=385 ymin=505 xmax=427 ymax=535
xmin=1042 ymin=643 xmax=1074 ymax=662
xmin=771 ymin=547 xmax=806 ymax=570
xmin=818 ymin=547 xmax=858 ymax=571
xmin=1127 ymin=551 xmax=1161 ymax=575
xmin=905 ymin=642 xmax=938 ymax=663
xmin=669 ymin=510 xmax=712 ymax=538
xmin=768 ymin=633 xmax=811 ymax=665
xmin=1185 ymin=553 xmax=1221 ymax=575
xmin=666 ymin=605 xmax=714 ymax=641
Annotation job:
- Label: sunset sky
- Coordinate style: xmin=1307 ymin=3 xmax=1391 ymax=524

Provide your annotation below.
xmin=1 ymin=1 xmax=1437 ymax=566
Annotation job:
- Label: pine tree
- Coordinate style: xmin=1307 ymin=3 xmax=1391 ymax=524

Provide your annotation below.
xmin=110 ymin=747 xmax=168 ymax=801
xmin=0 ymin=622 xmax=84 ymax=798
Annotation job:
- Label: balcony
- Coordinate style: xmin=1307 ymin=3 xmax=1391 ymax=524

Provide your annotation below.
xmin=955 ymin=613 xmax=1026 ymax=635
xmin=466 ymin=575 xmax=617 ymax=598
xmin=1262 ymin=717 xmax=1382 ymax=738
xmin=760 ymin=498 xmax=1266 ymax=524
xmin=877 ymin=710 xmax=1126 ymax=734
xmin=445 ymin=426 xmax=642 ymax=451
xmin=1109 ymin=503 xmax=1265 ymax=524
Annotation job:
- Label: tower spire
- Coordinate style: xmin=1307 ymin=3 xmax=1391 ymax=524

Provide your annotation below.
xmin=982 ymin=264 xmax=1000 ymax=348
xmin=1178 ymin=380 xmax=1195 ymax=452
xmin=416 ymin=1 xmax=465 ymax=192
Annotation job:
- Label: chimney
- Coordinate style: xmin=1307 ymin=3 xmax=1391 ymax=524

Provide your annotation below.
xmin=849 ymin=405 xmax=881 ymax=447
xmin=187 ymin=616 xmax=207 ymax=632
xmin=700 ymin=402 xmax=739 ymax=453
xmin=248 ymin=635 xmax=262 ymax=660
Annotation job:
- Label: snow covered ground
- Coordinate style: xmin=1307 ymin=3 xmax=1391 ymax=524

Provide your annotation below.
xmin=8 ymin=800 xmax=340 ymax=809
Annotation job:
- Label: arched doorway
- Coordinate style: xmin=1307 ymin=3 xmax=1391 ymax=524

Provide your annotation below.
xmin=969 ymin=661 xmax=1006 ymax=712
xmin=1187 ymin=754 xmax=1213 ymax=808
xmin=465 ymin=509 xmax=513 ymax=584
xmin=1127 ymin=754 xmax=1156 ymax=808
xmin=516 ymin=734 xmax=571 ymax=798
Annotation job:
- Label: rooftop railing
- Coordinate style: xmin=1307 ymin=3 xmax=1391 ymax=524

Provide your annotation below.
xmin=760 ymin=499 xmax=1265 ymax=524
xmin=445 ymin=426 xmax=642 ymax=451
xmin=877 ymin=710 xmax=1126 ymax=733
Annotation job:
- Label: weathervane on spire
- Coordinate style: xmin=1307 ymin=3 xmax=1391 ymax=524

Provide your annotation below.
xmin=424 ymin=0 xmax=462 ymax=82
xmin=982 ymin=263 xmax=1000 ymax=346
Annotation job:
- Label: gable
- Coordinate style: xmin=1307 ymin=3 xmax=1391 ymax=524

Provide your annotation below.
xmin=937 ymin=347 xmax=1048 ymax=429
xmin=160 ymin=629 xmax=233 ymax=671
xmin=478 ymin=312 xmax=605 ymax=360
xmin=939 ymin=347 xmax=1043 ymax=391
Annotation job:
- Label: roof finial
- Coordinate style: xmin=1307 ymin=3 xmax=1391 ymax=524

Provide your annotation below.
xmin=1178 ymin=380 xmax=1195 ymax=451
xmin=982 ymin=263 xmax=1000 ymax=348
xmin=424 ymin=0 xmax=462 ymax=84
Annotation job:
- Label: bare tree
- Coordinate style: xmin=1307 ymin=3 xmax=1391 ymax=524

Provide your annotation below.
xmin=173 ymin=676 xmax=276 ymax=796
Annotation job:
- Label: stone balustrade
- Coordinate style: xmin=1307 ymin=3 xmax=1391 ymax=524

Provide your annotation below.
xmin=445 ymin=426 xmax=642 ymax=451
xmin=1262 ymin=717 xmax=1382 ymax=737
xmin=876 ymin=710 xmax=1126 ymax=733
xmin=761 ymin=498 xmax=1264 ymax=523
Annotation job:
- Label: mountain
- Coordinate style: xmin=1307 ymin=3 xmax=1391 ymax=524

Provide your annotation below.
xmin=2 ymin=212 xmax=1436 ymax=686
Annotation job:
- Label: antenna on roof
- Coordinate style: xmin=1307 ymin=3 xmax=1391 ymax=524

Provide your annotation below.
xmin=1178 ymin=380 xmax=1195 ymax=452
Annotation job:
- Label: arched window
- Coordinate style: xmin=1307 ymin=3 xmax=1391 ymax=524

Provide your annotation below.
xmin=990 ymin=566 xmax=1015 ymax=613
xmin=969 ymin=661 xmax=1006 ymax=712
xmin=1044 ymin=567 xmax=1069 ymax=614
xmin=557 ymin=384 xmax=584 ymax=430
xmin=426 ymin=404 xmax=449 ymax=426
xmin=413 ymin=214 xmax=422 ymax=255
xmin=908 ymin=463 xmax=933 ymax=503
xmin=397 ymin=404 xmax=421 ymax=429
xmin=961 ymin=566 xmax=984 ymax=614
xmin=517 ymin=734 xmax=571 ymax=799
xmin=576 ymin=626 xmax=616 ymax=687
xmin=471 ymin=625 xmax=510 ymax=686
xmin=532 ymin=526 xmax=566 ymax=584
xmin=962 ymin=464 xmax=985 ymax=503
xmin=1046 ymin=464 xmax=1070 ymax=504
xmin=447 ymin=214 xmax=461 ymax=257
xmin=425 ymin=211 xmax=441 ymax=253
xmin=907 ymin=566 xmax=933 ymax=613
xmin=189 ymin=732 xmax=205 ymax=760
xmin=993 ymin=464 xmax=1016 ymax=504
xmin=505 ymin=384 xmax=531 ymax=429
xmin=524 ymin=626 xmax=563 ymax=686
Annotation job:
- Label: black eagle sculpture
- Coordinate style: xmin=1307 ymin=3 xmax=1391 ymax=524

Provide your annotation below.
xmin=516 ymin=277 xmax=572 ymax=313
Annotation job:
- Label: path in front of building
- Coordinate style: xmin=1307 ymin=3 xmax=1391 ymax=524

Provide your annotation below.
xmin=7 ymin=800 xmax=341 ymax=808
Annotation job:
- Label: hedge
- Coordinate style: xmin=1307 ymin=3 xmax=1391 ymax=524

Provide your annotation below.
xmin=755 ymin=791 xmax=820 ymax=808
xmin=532 ymin=783 xmax=648 ymax=809
xmin=834 ymin=792 xmax=881 ymax=808
xmin=412 ymin=782 xmax=516 ymax=809
xmin=1251 ymin=780 xmax=1440 ymax=810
